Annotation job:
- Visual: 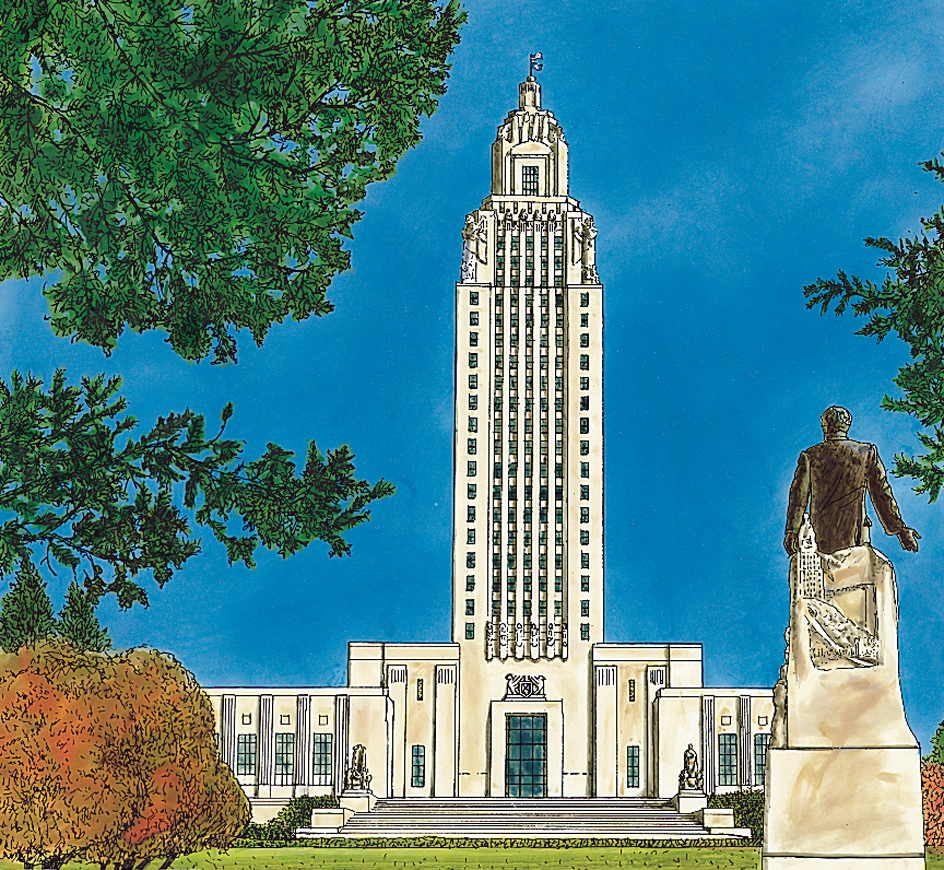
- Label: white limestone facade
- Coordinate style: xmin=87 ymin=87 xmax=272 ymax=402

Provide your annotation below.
xmin=206 ymin=77 xmax=773 ymax=822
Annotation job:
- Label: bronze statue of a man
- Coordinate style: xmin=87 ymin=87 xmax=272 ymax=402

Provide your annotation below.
xmin=784 ymin=406 xmax=920 ymax=555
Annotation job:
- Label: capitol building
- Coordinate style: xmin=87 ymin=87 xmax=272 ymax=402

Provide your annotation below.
xmin=207 ymin=76 xmax=773 ymax=825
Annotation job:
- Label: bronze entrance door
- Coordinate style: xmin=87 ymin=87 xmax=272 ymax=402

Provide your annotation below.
xmin=505 ymin=713 xmax=547 ymax=797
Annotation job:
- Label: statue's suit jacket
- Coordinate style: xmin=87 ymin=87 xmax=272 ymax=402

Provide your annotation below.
xmin=786 ymin=436 xmax=906 ymax=554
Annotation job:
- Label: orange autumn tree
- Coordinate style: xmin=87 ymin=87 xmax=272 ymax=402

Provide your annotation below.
xmin=87 ymin=649 xmax=248 ymax=870
xmin=0 ymin=643 xmax=143 ymax=869
xmin=0 ymin=642 xmax=247 ymax=870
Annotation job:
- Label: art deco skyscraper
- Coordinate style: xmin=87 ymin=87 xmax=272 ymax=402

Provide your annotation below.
xmin=453 ymin=75 xmax=603 ymax=663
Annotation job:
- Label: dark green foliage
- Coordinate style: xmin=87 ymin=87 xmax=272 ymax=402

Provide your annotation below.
xmin=234 ymin=835 xmax=752 ymax=848
xmin=0 ymin=558 xmax=57 ymax=651
xmin=805 ymin=155 xmax=944 ymax=500
xmin=926 ymin=720 xmax=944 ymax=764
xmin=242 ymin=795 xmax=339 ymax=842
xmin=0 ymin=0 xmax=465 ymax=363
xmin=0 ymin=369 xmax=394 ymax=608
xmin=707 ymin=790 xmax=764 ymax=844
xmin=57 ymin=581 xmax=110 ymax=652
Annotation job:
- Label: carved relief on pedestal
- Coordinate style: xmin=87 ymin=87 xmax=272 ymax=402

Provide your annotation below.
xmin=344 ymin=744 xmax=372 ymax=791
xmin=793 ymin=513 xmax=880 ymax=670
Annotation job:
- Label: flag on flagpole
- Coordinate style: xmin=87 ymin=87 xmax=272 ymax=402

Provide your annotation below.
xmin=529 ymin=52 xmax=544 ymax=75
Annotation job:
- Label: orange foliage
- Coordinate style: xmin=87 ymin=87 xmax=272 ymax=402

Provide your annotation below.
xmin=924 ymin=761 xmax=944 ymax=846
xmin=0 ymin=641 xmax=248 ymax=870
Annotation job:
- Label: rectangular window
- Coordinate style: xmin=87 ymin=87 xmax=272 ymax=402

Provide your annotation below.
xmin=580 ymin=354 xmax=590 ymax=371
xmin=538 ymin=599 xmax=547 ymax=616
xmin=470 ymin=291 xmax=479 ymax=305
xmin=467 ymin=484 xmax=477 ymax=499
xmin=492 ymin=599 xmax=500 ymax=616
xmin=522 ymin=165 xmax=539 ymax=195
xmin=554 ymin=600 xmax=562 ymax=617
xmin=411 ymin=745 xmax=426 ymax=788
xmin=469 ymin=353 xmax=478 ymax=369
xmin=507 ymin=600 xmax=516 ymax=616
xmin=580 ymin=440 xmax=590 ymax=455
xmin=554 ymin=276 xmax=562 ymax=287
xmin=580 ymin=396 xmax=590 ymax=411
xmin=467 ymin=529 xmax=475 ymax=544
xmin=466 ymin=553 xmax=475 ymax=568
xmin=581 ymin=552 xmax=590 ymax=569
xmin=416 ymin=679 xmax=424 ymax=701
xmin=465 ymin=622 xmax=475 ymax=640
xmin=754 ymin=733 xmax=771 ymax=786
xmin=581 ymin=575 xmax=590 ymax=592
xmin=468 ymin=416 xmax=478 ymax=432
xmin=469 ymin=374 xmax=477 ymax=389
xmin=469 ymin=395 xmax=478 ymax=410
xmin=312 ymin=733 xmax=333 ymax=785
xmin=580 ymin=507 xmax=589 ymax=523
xmin=627 ymin=745 xmax=640 ymax=788
xmin=580 ymin=292 xmax=589 ymax=307
xmin=581 ymin=485 xmax=590 ymax=500
xmin=580 ymin=623 xmax=590 ymax=640
xmin=470 ymin=332 xmax=479 ymax=347
xmin=467 ymin=461 xmax=476 ymax=477
xmin=470 ymin=311 xmax=479 ymax=325
xmin=628 ymin=679 xmax=636 ymax=702
xmin=580 ymin=333 xmax=589 ymax=348
xmin=468 ymin=438 xmax=476 ymax=455
xmin=465 ymin=575 xmax=475 ymax=591
xmin=580 ymin=418 xmax=590 ymax=434
xmin=580 ymin=461 xmax=590 ymax=479
xmin=580 ymin=377 xmax=589 ymax=390
xmin=581 ymin=600 xmax=590 ymax=617
xmin=580 ymin=313 xmax=588 ymax=327
xmin=580 ymin=530 xmax=589 ymax=545
xmin=467 ymin=506 xmax=476 ymax=522
xmin=554 ymin=255 xmax=562 ymax=270
xmin=274 ymin=733 xmax=295 ymax=785
xmin=719 ymin=734 xmax=738 ymax=786
xmin=236 ymin=733 xmax=257 ymax=776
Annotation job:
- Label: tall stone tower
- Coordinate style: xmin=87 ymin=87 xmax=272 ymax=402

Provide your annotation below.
xmin=451 ymin=76 xmax=604 ymax=796
xmin=452 ymin=74 xmax=603 ymax=661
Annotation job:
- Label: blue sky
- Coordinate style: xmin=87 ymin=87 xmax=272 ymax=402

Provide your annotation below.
xmin=5 ymin=0 xmax=944 ymax=749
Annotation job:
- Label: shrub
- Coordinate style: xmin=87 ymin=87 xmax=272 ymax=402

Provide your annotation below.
xmin=242 ymin=795 xmax=339 ymax=843
xmin=707 ymin=790 xmax=764 ymax=843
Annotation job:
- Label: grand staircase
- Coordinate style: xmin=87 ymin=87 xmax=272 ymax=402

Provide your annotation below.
xmin=298 ymin=797 xmax=750 ymax=840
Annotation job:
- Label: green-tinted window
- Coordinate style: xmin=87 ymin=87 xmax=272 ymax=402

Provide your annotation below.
xmin=411 ymin=745 xmax=426 ymax=788
xmin=719 ymin=734 xmax=738 ymax=786
xmin=274 ymin=733 xmax=295 ymax=784
xmin=312 ymin=734 xmax=333 ymax=785
xmin=754 ymin=733 xmax=771 ymax=786
xmin=627 ymin=745 xmax=640 ymax=788
xmin=236 ymin=733 xmax=257 ymax=777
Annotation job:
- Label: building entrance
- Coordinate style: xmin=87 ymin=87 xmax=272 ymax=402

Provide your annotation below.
xmin=505 ymin=714 xmax=547 ymax=797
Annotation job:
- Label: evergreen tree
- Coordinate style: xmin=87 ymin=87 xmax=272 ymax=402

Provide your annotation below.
xmin=58 ymin=583 xmax=110 ymax=653
xmin=928 ymin=719 xmax=944 ymax=764
xmin=0 ymin=559 xmax=57 ymax=652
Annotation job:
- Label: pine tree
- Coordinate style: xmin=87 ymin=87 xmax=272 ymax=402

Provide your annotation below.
xmin=0 ymin=559 xmax=57 ymax=652
xmin=58 ymin=582 xmax=111 ymax=653
xmin=928 ymin=720 xmax=944 ymax=764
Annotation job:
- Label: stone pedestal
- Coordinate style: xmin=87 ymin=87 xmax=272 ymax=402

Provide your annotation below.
xmin=674 ymin=789 xmax=708 ymax=815
xmin=762 ymin=545 xmax=925 ymax=870
xmin=339 ymin=789 xmax=376 ymax=814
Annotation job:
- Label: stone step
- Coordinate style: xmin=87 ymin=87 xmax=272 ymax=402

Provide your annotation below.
xmin=297 ymin=796 xmax=748 ymax=840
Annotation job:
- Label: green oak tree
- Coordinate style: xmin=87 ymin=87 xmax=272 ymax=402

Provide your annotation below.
xmin=0 ymin=369 xmax=395 ymax=611
xmin=805 ymin=154 xmax=944 ymax=501
xmin=0 ymin=0 xmax=465 ymax=363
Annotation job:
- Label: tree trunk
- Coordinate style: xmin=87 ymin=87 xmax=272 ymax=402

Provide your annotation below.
xmin=136 ymin=858 xmax=152 ymax=870
xmin=159 ymin=854 xmax=176 ymax=870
